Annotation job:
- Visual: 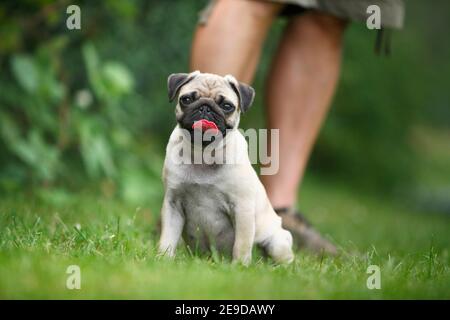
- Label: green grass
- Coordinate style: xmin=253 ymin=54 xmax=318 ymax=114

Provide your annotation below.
xmin=0 ymin=178 xmax=449 ymax=299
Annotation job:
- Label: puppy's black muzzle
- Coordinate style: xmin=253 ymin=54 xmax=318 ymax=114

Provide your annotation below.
xmin=190 ymin=99 xmax=222 ymax=123
xmin=177 ymin=98 xmax=232 ymax=146
xmin=198 ymin=104 xmax=213 ymax=117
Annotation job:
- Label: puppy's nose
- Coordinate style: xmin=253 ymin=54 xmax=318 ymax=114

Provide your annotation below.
xmin=199 ymin=105 xmax=212 ymax=113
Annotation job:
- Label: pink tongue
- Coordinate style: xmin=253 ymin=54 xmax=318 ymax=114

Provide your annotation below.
xmin=192 ymin=119 xmax=219 ymax=133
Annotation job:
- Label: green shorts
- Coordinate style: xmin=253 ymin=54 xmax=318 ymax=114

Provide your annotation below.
xmin=199 ymin=0 xmax=405 ymax=29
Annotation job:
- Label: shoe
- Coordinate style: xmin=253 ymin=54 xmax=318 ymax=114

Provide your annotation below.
xmin=275 ymin=207 xmax=338 ymax=256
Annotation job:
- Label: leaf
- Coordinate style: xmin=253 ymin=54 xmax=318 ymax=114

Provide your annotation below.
xmin=79 ymin=119 xmax=116 ymax=178
xmin=82 ymin=43 xmax=134 ymax=103
xmin=0 ymin=112 xmax=21 ymax=144
xmin=10 ymin=54 xmax=38 ymax=93
xmin=101 ymin=61 xmax=134 ymax=96
xmin=10 ymin=130 xmax=60 ymax=181
xmin=82 ymin=42 xmax=107 ymax=100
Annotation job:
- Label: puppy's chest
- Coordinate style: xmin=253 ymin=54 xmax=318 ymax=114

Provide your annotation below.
xmin=173 ymin=182 xmax=235 ymax=218
xmin=173 ymin=180 xmax=236 ymax=240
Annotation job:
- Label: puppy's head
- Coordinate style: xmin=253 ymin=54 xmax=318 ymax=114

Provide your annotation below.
xmin=167 ymin=71 xmax=255 ymax=142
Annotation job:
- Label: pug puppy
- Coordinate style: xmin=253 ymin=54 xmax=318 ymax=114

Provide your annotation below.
xmin=158 ymin=71 xmax=294 ymax=265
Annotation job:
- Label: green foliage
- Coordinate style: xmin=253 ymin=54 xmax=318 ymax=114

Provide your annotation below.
xmin=1 ymin=39 xmax=136 ymax=187
xmin=0 ymin=1 xmax=160 ymax=204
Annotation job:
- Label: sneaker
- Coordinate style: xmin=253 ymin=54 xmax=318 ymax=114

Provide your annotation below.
xmin=275 ymin=207 xmax=337 ymax=256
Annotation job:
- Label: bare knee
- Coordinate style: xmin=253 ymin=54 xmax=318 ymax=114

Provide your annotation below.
xmin=191 ymin=0 xmax=282 ymax=81
xmin=201 ymin=0 xmax=283 ymax=31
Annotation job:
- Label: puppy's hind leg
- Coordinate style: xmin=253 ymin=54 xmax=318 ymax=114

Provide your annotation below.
xmin=262 ymin=229 xmax=294 ymax=264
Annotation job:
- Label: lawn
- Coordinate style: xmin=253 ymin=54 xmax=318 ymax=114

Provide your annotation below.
xmin=0 ymin=177 xmax=449 ymax=299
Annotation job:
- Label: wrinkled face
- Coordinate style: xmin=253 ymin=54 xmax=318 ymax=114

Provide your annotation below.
xmin=167 ymin=71 xmax=255 ymax=145
xmin=176 ymin=74 xmax=240 ymax=136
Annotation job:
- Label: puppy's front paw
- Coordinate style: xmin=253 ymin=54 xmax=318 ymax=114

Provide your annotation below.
xmin=232 ymin=251 xmax=252 ymax=266
xmin=265 ymin=229 xmax=295 ymax=264
xmin=275 ymin=250 xmax=294 ymax=264
xmin=157 ymin=244 xmax=176 ymax=258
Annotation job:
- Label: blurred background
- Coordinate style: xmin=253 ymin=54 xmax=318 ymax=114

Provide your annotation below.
xmin=0 ymin=0 xmax=449 ymax=215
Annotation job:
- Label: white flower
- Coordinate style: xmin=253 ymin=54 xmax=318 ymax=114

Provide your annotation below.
xmin=75 ymin=89 xmax=93 ymax=109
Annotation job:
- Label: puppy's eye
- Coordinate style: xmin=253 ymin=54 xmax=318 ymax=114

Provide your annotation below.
xmin=221 ymin=103 xmax=235 ymax=112
xmin=180 ymin=96 xmax=192 ymax=105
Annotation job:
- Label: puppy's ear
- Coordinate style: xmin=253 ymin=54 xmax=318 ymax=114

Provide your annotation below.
xmin=225 ymin=75 xmax=255 ymax=113
xmin=167 ymin=71 xmax=199 ymax=102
